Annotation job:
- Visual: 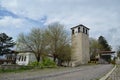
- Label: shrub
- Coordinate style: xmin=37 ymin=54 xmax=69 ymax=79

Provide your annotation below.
xmin=41 ymin=57 xmax=57 ymax=68
xmin=29 ymin=57 xmax=57 ymax=68
xmin=29 ymin=61 xmax=39 ymax=67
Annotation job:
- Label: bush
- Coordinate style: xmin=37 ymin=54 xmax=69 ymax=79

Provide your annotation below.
xmin=29 ymin=57 xmax=57 ymax=68
xmin=42 ymin=57 xmax=57 ymax=67
xmin=29 ymin=61 xmax=39 ymax=67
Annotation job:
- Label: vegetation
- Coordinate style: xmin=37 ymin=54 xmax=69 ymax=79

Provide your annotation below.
xmin=44 ymin=22 xmax=71 ymax=66
xmin=17 ymin=28 xmax=46 ymax=62
xmin=98 ymin=36 xmax=112 ymax=51
xmin=57 ymin=44 xmax=71 ymax=66
xmin=0 ymin=33 xmax=15 ymax=55
xmin=116 ymin=46 xmax=120 ymax=58
xmin=29 ymin=57 xmax=57 ymax=68
xmin=89 ymin=38 xmax=102 ymax=59
xmin=0 ymin=58 xmax=56 ymax=73
xmin=17 ymin=22 xmax=71 ymax=66
xmin=90 ymin=36 xmax=112 ymax=59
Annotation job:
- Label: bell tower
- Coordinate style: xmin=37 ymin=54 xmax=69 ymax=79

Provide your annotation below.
xmin=71 ymin=24 xmax=90 ymax=66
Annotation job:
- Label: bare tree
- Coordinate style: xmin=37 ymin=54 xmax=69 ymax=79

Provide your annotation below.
xmin=45 ymin=22 xmax=71 ymax=65
xmin=16 ymin=28 xmax=46 ymax=62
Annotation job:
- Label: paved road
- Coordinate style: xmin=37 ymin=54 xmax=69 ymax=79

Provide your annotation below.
xmin=0 ymin=64 xmax=113 ymax=80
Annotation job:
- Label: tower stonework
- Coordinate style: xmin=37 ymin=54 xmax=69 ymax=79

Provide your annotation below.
xmin=71 ymin=24 xmax=90 ymax=67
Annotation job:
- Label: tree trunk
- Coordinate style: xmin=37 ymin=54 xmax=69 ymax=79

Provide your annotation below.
xmin=53 ymin=54 xmax=57 ymax=62
xmin=37 ymin=53 xmax=41 ymax=62
xmin=37 ymin=56 xmax=40 ymax=62
xmin=53 ymin=56 xmax=56 ymax=62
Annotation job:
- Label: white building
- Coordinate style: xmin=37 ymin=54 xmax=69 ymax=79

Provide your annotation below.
xmin=16 ymin=52 xmax=37 ymax=65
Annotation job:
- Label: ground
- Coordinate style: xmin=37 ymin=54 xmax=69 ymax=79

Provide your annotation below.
xmin=0 ymin=64 xmax=113 ymax=80
xmin=107 ymin=64 xmax=120 ymax=80
xmin=106 ymin=59 xmax=120 ymax=80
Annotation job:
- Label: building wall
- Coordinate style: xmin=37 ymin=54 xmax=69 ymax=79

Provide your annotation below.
xmin=81 ymin=33 xmax=90 ymax=64
xmin=16 ymin=52 xmax=37 ymax=65
xmin=71 ymin=33 xmax=83 ymax=64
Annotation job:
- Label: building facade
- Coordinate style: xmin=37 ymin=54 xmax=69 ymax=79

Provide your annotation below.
xmin=16 ymin=52 xmax=37 ymax=65
xmin=71 ymin=24 xmax=90 ymax=66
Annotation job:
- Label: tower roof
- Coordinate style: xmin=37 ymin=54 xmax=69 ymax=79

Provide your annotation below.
xmin=71 ymin=24 xmax=90 ymax=30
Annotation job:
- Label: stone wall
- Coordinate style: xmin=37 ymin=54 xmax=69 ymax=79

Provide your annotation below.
xmin=0 ymin=65 xmax=21 ymax=70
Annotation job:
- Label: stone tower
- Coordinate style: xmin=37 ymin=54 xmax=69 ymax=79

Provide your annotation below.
xmin=71 ymin=24 xmax=90 ymax=67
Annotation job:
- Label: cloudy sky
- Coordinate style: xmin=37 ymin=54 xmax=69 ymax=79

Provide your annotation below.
xmin=0 ymin=0 xmax=120 ymax=50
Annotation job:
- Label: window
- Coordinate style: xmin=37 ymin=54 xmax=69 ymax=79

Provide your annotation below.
xmin=21 ymin=56 xmax=24 ymax=61
xmin=83 ymin=27 xmax=85 ymax=33
xmin=86 ymin=29 xmax=88 ymax=34
xmin=24 ymin=56 xmax=26 ymax=61
xmin=78 ymin=27 xmax=80 ymax=33
xmin=72 ymin=29 xmax=74 ymax=34
xmin=18 ymin=56 xmax=21 ymax=61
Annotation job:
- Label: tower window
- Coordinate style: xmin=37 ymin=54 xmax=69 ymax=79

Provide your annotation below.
xmin=86 ymin=29 xmax=88 ymax=34
xmin=83 ymin=28 xmax=85 ymax=33
xmin=72 ymin=29 xmax=74 ymax=34
xmin=78 ymin=27 xmax=80 ymax=33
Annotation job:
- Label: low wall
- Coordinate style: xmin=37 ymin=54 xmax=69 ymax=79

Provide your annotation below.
xmin=0 ymin=65 xmax=21 ymax=70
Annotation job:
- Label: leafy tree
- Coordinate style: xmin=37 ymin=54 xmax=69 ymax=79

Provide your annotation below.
xmin=45 ymin=22 xmax=71 ymax=65
xmin=0 ymin=33 xmax=15 ymax=55
xmin=98 ymin=36 xmax=111 ymax=51
xmin=57 ymin=44 xmax=72 ymax=66
xmin=17 ymin=28 xmax=46 ymax=62
xmin=89 ymin=38 xmax=102 ymax=59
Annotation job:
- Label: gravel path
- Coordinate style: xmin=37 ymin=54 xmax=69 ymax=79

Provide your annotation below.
xmin=0 ymin=64 xmax=113 ymax=80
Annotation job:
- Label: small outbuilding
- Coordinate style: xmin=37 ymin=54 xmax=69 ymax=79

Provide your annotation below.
xmin=16 ymin=52 xmax=37 ymax=65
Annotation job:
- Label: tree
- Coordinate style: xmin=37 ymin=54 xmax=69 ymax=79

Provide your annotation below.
xmin=57 ymin=44 xmax=72 ymax=66
xmin=98 ymin=36 xmax=111 ymax=51
xmin=89 ymin=38 xmax=102 ymax=59
xmin=0 ymin=33 xmax=15 ymax=55
xmin=16 ymin=28 xmax=46 ymax=62
xmin=45 ymin=22 xmax=71 ymax=65
xmin=116 ymin=46 xmax=120 ymax=58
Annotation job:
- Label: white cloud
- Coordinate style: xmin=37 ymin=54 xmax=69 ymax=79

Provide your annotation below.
xmin=0 ymin=16 xmax=24 ymax=28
